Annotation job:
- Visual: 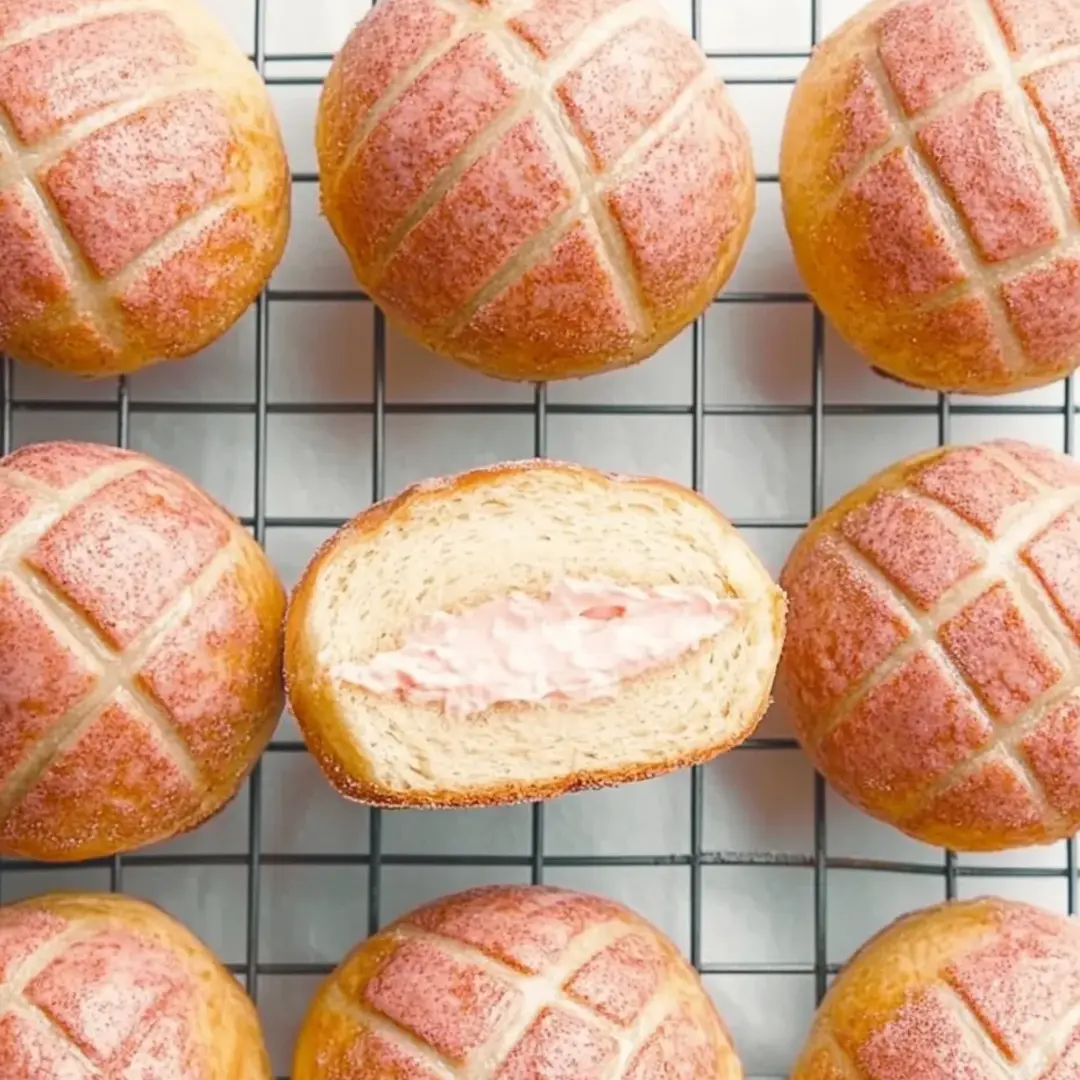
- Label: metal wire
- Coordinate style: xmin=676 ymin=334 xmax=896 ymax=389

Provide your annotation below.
xmin=0 ymin=4 xmax=1079 ymax=1077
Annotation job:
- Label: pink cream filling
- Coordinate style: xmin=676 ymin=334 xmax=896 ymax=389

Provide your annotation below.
xmin=331 ymin=578 xmax=740 ymax=715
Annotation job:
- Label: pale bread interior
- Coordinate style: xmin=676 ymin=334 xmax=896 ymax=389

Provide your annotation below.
xmin=299 ymin=467 xmax=782 ymax=797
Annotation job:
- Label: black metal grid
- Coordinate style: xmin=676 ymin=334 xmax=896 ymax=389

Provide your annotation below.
xmin=0 ymin=0 xmax=1078 ymax=1075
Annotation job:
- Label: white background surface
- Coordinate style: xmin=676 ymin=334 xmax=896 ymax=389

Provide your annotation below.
xmin=4 ymin=0 xmax=1078 ymax=1076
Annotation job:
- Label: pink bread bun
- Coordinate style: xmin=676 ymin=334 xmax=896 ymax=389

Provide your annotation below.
xmin=793 ymin=897 xmax=1080 ymax=1079
xmin=0 ymin=891 xmax=270 ymax=1077
xmin=315 ymin=0 xmax=755 ymax=381
xmin=779 ymin=438 xmax=1080 ymax=852
xmin=0 ymin=440 xmax=285 ymax=862
xmin=0 ymin=0 xmax=290 ymax=377
xmin=293 ymin=884 xmax=742 ymax=1080
xmin=781 ymin=0 xmax=1080 ymax=394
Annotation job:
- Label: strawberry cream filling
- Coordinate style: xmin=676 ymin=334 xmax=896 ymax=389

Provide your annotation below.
xmin=331 ymin=578 xmax=740 ymax=715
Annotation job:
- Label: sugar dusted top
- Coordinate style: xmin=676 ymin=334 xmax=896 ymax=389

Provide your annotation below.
xmin=780 ymin=439 xmax=1080 ymax=850
xmin=294 ymin=884 xmax=739 ymax=1079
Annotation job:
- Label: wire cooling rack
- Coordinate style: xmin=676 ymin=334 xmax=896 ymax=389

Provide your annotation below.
xmin=2 ymin=0 xmax=1080 ymax=1076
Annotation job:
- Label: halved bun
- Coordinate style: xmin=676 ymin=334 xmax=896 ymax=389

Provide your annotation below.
xmin=284 ymin=460 xmax=786 ymax=808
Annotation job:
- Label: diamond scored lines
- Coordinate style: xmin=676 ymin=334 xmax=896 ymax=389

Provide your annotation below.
xmin=0 ymin=11 xmax=194 ymax=146
xmin=878 ymin=0 xmax=992 ymax=117
xmin=810 ymin=901 xmax=1080 ymax=1080
xmin=840 ymin=490 xmax=984 ymax=610
xmin=840 ymin=0 xmax=1080 ymax=378
xmin=362 ymin=937 xmax=517 ymax=1062
xmin=917 ymin=90 xmax=1060 ymax=263
xmin=310 ymin=886 xmax=736 ymax=1080
xmin=939 ymin=582 xmax=1063 ymax=724
xmin=405 ymin=885 xmax=626 ymax=975
xmin=25 ymin=466 xmax=229 ymax=651
xmin=0 ymin=573 xmax=100 ymax=790
xmin=563 ymin=932 xmax=668 ymax=1027
xmin=0 ymin=917 xmax=202 ymax=1077
xmin=858 ymin=989 xmax=999 ymax=1080
xmin=0 ymin=694 xmax=199 ymax=860
xmin=989 ymin=0 xmax=1080 ymax=57
xmin=494 ymin=1009 xmax=618 ymax=1080
xmin=945 ymin=902 xmax=1080 ymax=1063
xmin=333 ymin=32 xmax=520 ymax=269
xmin=912 ymin=446 xmax=1038 ymax=536
xmin=782 ymin=441 xmax=1080 ymax=848
xmin=554 ymin=16 xmax=705 ymax=172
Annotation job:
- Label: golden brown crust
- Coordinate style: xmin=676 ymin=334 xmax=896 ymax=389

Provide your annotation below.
xmin=284 ymin=458 xmax=786 ymax=809
xmin=0 ymin=441 xmax=286 ymax=862
xmin=0 ymin=891 xmax=271 ymax=1077
xmin=316 ymin=0 xmax=754 ymax=382
xmin=779 ymin=438 xmax=1080 ymax=852
xmin=792 ymin=896 xmax=1080 ymax=1080
xmin=0 ymin=0 xmax=290 ymax=378
xmin=293 ymin=883 xmax=742 ymax=1080
xmin=780 ymin=0 xmax=1080 ymax=395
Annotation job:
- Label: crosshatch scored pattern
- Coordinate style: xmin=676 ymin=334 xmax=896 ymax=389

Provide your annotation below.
xmin=834 ymin=0 xmax=1080 ymax=382
xmin=2 ymin=0 xmax=1080 ymax=1078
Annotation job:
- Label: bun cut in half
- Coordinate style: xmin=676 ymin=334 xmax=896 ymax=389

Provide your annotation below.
xmin=285 ymin=461 xmax=786 ymax=808
xmin=793 ymin=897 xmax=1080 ymax=1080
xmin=294 ymin=884 xmax=742 ymax=1080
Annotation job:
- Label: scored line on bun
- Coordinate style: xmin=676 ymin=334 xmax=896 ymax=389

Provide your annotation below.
xmin=781 ymin=0 xmax=1080 ymax=393
xmin=782 ymin=439 xmax=1080 ymax=848
xmin=0 ymin=0 xmax=290 ymax=375
xmin=317 ymin=0 xmax=753 ymax=380
xmin=293 ymin=884 xmax=741 ymax=1080
xmin=0 ymin=445 xmax=274 ymax=857
xmin=285 ymin=459 xmax=786 ymax=809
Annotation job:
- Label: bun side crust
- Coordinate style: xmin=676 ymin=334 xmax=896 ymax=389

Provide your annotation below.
xmin=285 ymin=459 xmax=786 ymax=808
xmin=792 ymin=897 xmax=1080 ymax=1079
xmin=0 ymin=891 xmax=271 ymax=1077
xmin=293 ymin=884 xmax=742 ymax=1080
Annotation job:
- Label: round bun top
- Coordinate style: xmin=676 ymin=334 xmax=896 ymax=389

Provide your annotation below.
xmin=781 ymin=0 xmax=1080 ymax=395
xmin=780 ymin=438 xmax=1080 ymax=852
xmin=0 ymin=0 xmax=290 ymax=377
xmin=0 ymin=891 xmax=270 ymax=1077
xmin=316 ymin=0 xmax=754 ymax=382
xmin=293 ymin=884 xmax=741 ymax=1079
xmin=0 ymin=440 xmax=285 ymax=861
xmin=793 ymin=897 xmax=1080 ymax=1080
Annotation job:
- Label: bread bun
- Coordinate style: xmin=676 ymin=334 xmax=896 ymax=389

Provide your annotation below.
xmin=0 ymin=891 xmax=270 ymax=1077
xmin=0 ymin=0 xmax=290 ymax=378
xmin=316 ymin=0 xmax=754 ymax=382
xmin=780 ymin=0 xmax=1080 ymax=395
xmin=284 ymin=459 xmax=785 ymax=808
xmin=779 ymin=438 xmax=1080 ymax=852
xmin=293 ymin=883 xmax=741 ymax=1080
xmin=0 ymin=440 xmax=285 ymax=861
xmin=793 ymin=896 xmax=1080 ymax=1079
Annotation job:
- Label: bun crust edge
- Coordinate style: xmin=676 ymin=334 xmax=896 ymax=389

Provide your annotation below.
xmin=284 ymin=460 xmax=787 ymax=809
